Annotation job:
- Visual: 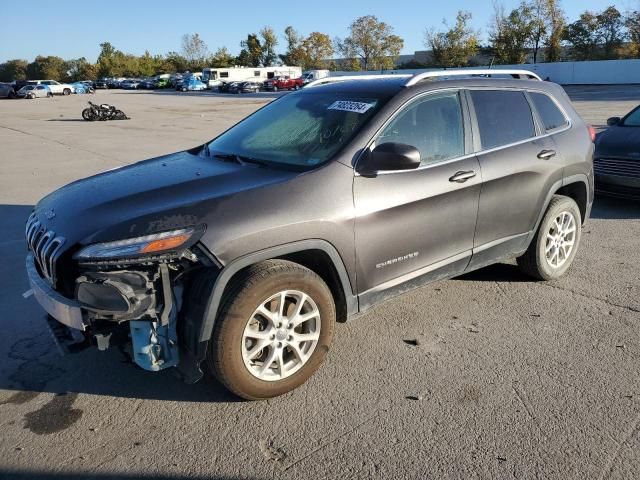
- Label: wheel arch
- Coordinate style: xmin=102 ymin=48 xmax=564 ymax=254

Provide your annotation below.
xmin=197 ymin=240 xmax=357 ymax=343
xmin=524 ymin=174 xmax=592 ymax=251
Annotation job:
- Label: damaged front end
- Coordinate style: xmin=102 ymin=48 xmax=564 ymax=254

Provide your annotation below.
xmin=26 ymin=218 xmax=218 ymax=383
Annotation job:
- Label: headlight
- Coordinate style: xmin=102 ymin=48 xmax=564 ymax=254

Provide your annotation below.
xmin=74 ymin=228 xmax=195 ymax=260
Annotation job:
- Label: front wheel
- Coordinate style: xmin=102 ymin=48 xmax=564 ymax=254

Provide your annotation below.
xmin=207 ymin=260 xmax=335 ymax=400
xmin=63 ymin=88 xmax=71 ymax=95
xmin=82 ymin=108 xmax=94 ymax=121
xmin=517 ymin=195 xmax=582 ymax=280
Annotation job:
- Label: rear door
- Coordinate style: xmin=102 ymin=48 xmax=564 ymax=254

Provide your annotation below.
xmin=467 ymin=89 xmax=562 ymax=269
xmin=354 ymin=90 xmax=481 ymax=306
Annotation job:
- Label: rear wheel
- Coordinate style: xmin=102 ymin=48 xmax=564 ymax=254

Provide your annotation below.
xmin=517 ymin=195 xmax=582 ymax=280
xmin=63 ymin=88 xmax=71 ymax=95
xmin=207 ymin=260 xmax=335 ymax=400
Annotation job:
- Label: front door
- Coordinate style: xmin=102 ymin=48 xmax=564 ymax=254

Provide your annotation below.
xmin=354 ymin=90 xmax=481 ymax=308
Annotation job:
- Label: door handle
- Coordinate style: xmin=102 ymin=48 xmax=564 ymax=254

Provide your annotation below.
xmin=449 ymin=170 xmax=476 ymax=183
xmin=537 ymin=149 xmax=556 ymax=160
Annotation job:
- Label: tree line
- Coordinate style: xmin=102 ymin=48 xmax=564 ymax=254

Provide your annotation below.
xmin=1 ymin=4 xmax=639 ymax=82
xmin=427 ymin=2 xmax=639 ymax=67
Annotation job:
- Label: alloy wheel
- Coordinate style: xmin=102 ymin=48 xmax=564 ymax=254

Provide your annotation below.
xmin=545 ymin=211 xmax=576 ymax=268
xmin=241 ymin=290 xmax=321 ymax=381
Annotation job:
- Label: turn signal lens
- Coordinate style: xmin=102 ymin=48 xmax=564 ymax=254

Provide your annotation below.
xmin=588 ymin=125 xmax=596 ymax=142
xmin=140 ymin=234 xmax=192 ymax=253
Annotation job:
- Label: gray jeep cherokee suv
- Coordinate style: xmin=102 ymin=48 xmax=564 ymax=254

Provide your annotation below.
xmin=26 ymin=70 xmax=594 ymax=399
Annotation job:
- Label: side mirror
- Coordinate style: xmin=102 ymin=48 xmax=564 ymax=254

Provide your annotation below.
xmin=358 ymin=142 xmax=421 ymax=175
xmin=607 ymin=117 xmax=621 ymax=126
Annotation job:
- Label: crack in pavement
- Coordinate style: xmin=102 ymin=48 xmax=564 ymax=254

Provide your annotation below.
xmin=280 ymin=411 xmax=382 ymax=473
xmin=537 ymin=282 xmax=640 ymax=315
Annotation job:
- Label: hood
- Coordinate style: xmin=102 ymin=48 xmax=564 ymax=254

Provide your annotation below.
xmin=596 ymin=125 xmax=640 ymax=159
xmin=33 ymin=148 xmax=297 ymax=247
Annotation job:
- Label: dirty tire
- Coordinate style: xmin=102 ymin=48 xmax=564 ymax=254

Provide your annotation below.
xmin=207 ymin=260 xmax=335 ymax=400
xmin=517 ymin=195 xmax=582 ymax=281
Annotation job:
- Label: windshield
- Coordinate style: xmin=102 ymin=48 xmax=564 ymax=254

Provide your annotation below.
xmin=622 ymin=107 xmax=640 ymax=126
xmin=207 ymin=91 xmax=390 ymax=168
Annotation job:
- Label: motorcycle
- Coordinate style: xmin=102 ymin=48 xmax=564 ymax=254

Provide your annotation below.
xmin=82 ymin=101 xmax=129 ymax=121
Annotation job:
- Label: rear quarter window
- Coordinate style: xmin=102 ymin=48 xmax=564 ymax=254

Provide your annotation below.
xmin=470 ymin=90 xmax=535 ymax=150
xmin=530 ymin=92 xmax=568 ymax=131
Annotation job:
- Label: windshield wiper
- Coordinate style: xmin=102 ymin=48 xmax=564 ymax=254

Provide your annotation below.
xmin=212 ymin=152 xmax=269 ymax=167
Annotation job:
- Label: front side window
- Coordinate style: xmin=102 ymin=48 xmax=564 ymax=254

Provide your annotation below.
xmin=375 ymin=91 xmax=464 ymax=166
xmin=471 ymin=90 xmax=535 ymax=150
xmin=622 ymin=106 xmax=640 ymax=126
xmin=530 ymin=92 xmax=568 ymax=131
xmin=208 ymin=91 xmax=391 ymax=169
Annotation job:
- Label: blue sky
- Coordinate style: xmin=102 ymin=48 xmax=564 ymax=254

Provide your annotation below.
xmin=0 ymin=0 xmax=630 ymax=62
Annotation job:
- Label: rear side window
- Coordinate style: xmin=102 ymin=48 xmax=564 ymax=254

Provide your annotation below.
xmin=530 ymin=92 xmax=568 ymax=131
xmin=470 ymin=90 xmax=535 ymax=150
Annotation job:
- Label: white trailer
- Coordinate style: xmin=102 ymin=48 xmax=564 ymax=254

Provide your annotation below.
xmin=201 ymin=66 xmax=302 ymax=88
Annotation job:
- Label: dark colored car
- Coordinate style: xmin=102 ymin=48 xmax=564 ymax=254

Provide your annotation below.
xmin=95 ymin=79 xmax=108 ymax=89
xmin=230 ymin=81 xmax=262 ymax=94
xmin=25 ymin=70 xmax=594 ymax=400
xmin=0 ymin=82 xmax=16 ymax=98
xmin=593 ymin=107 xmax=640 ymax=200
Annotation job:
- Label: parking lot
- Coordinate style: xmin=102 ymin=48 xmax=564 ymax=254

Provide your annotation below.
xmin=0 ymin=86 xmax=639 ymax=479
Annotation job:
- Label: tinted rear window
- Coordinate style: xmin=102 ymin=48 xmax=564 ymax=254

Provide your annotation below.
xmin=471 ymin=90 xmax=535 ymax=150
xmin=530 ymin=92 xmax=568 ymax=131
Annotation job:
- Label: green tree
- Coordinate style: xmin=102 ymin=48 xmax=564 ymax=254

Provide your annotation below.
xmin=489 ymin=2 xmax=536 ymax=64
xmin=597 ymin=6 xmax=625 ymax=59
xmin=338 ymin=15 xmax=404 ymax=70
xmin=625 ymin=10 xmax=640 ymax=58
xmin=260 ymin=27 xmax=279 ymax=66
xmin=563 ymin=11 xmax=600 ymax=60
xmin=425 ymin=10 xmax=479 ymax=67
xmin=280 ymin=26 xmax=305 ymax=66
xmin=65 ymin=57 xmax=97 ymax=81
xmin=97 ymin=42 xmax=119 ymax=77
xmin=301 ymin=32 xmax=334 ymax=69
xmin=162 ymin=51 xmax=189 ymax=73
xmin=239 ymin=34 xmax=263 ymax=67
xmin=27 ymin=55 xmax=67 ymax=80
xmin=210 ymin=47 xmax=234 ymax=67
xmin=544 ymin=0 xmax=566 ymax=62
xmin=0 ymin=59 xmax=28 ymax=82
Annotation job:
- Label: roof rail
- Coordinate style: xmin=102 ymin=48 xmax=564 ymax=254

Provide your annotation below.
xmin=404 ymin=69 xmax=541 ymax=86
xmin=305 ymin=74 xmax=412 ymax=88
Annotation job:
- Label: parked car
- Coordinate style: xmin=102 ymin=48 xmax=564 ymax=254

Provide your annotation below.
xmin=18 ymin=84 xmax=52 ymax=99
xmin=107 ymin=78 xmax=123 ymax=89
xmin=24 ymin=70 xmax=594 ymax=400
xmin=230 ymin=81 xmax=262 ymax=94
xmin=593 ymin=106 xmax=640 ymax=200
xmin=263 ymin=76 xmax=303 ymax=91
xmin=138 ymin=79 xmax=156 ymax=89
xmin=28 ymin=80 xmax=75 ymax=95
xmin=121 ymin=79 xmax=141 ymax=90
xmin=154 ymin=78 xmax=170 ymax=89
xmin=179 ymin=77 xmax=206 ymax=92
xmin=0 ymin=82 xmax=16 ymax=98
xmin=95 ymin=79 xmax=108 ymax=89
xmin=71 ymin=82 xmax=94 ymax=94
xmin=217 ymin=81 xmax=234 ymax=93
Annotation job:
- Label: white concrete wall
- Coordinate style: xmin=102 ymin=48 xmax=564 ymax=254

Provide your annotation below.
xmin=331 ymin=59 xmax=640 ymax=85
